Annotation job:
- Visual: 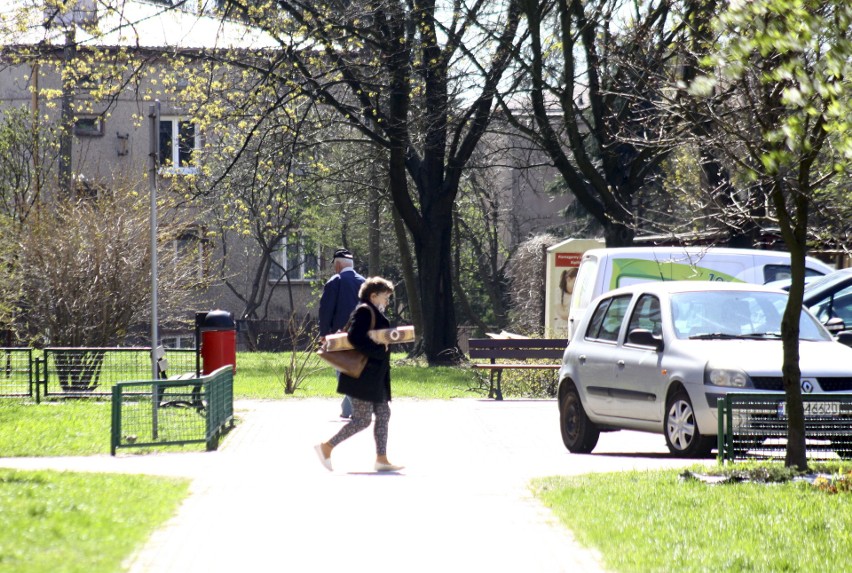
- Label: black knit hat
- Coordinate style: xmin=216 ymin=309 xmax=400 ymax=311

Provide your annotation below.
xmin=333 ymin=248 xmax=354 ymax=260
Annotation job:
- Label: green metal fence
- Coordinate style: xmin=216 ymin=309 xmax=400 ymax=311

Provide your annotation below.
xmin=0 ymin=348 xmax=33 ymax=397
xmin=38 ymin=347 xmax=196 ymax=400
xmin=110 ymin=366 xmax=234 ymax=455
xmin=717 ymin=392 xmax=852 ymax=462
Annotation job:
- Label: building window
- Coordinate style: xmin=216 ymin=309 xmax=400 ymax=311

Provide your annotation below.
xmin=161 ymin=335 xmax=195 ymax=349
xmin=169 ymin=227 xmax=207 ymax=281
xmin=269 ymin=233 xmax=319 ymax=283
xmin=74 ymin=116 xmax=103 ymax=136
xmin=159 ymin=116 xmax=199 ymax=174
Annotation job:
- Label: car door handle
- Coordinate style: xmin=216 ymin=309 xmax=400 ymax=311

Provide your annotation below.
xmin=578 ymin=355 xmax=586 ymax=364
xmin=617 ymin=360 xmax=625 ymax=368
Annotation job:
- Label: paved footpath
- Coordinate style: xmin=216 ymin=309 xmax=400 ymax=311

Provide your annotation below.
xmin=0 ymin=399 xmax=709 ymax=573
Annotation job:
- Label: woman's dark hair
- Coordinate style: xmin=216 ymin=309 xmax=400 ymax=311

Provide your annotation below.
xmin=559 ymin=267 xmax=578 ymax=303
xmin=359 ymin=277 xmax=394 ymax=302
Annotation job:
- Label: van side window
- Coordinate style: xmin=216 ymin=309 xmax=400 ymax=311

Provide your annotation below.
xmin=626 ymin=295 xmax=662 ymax=338
xmin=764 ymin=264 xmax=826 ymax=283
xmin=586 ymin=295 xmax=631 ymax=342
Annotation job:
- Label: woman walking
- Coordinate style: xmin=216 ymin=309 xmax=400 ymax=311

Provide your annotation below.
xmin=315 ymin=277 xmax=403 ymax=472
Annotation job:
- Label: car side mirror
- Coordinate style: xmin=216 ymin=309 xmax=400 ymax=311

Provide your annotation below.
xmin=836 ymin=331 xmax=852 ymax=348
xmin=627 ymin=328 xmax=664 ymax=351
xmin=824 ymin=317 xmax=846 ymax=334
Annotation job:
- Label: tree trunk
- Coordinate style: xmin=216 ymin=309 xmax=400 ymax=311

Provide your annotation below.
xmin=781 ymin=245 xmax=808 ymax=470
xmin=368 ymin=166 xmax=382 ymax=275
xmin=603 ymin=220 xmax=635 ymax=247
xmin=772 ymin=178 xmax=810 ymax=470
xmin=411 ymin=216 xmax=458 ymax=364
xmin=59 ymin=29 xmax=76 ymax=197
xmin=390 ymin=203 xmax=423 ymax=347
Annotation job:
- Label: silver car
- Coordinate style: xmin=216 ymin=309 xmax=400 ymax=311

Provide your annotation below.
xmin=557 ymin=281 xmax=852 ymax=457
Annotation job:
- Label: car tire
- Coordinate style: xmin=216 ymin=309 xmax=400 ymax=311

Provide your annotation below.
xmin=559 ymin=384 xmax=600 ymax=453
xmin=664 ymin=389 xmax=714 ymax=458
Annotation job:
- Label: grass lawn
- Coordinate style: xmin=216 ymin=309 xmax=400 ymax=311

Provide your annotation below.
xmin=236 ymin=351 xmax=483 ymax=399
xmin=0 ymin=468 xmax=189 ymax=573
xmin=532 ymin=464 xmax=852 ymax=573
xmin=0 ymin=351 xmax=484 ymax=458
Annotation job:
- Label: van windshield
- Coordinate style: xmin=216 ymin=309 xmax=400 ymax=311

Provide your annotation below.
xmin=571 ymin=257 xmax=599 ymax=315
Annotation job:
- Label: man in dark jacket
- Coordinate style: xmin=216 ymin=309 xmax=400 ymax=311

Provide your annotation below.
xmin=318 ymin=248 xmax=366 ymax=418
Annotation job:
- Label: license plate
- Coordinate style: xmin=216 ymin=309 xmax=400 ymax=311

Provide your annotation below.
xmin=777 ymin=402 xmax=840 ymax=417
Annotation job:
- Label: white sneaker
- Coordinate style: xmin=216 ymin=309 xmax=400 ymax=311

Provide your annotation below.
xmin=314 ymin=444 xmax=333 ymax=471
xmin=375 ymin=462 xmax=404 ymax=472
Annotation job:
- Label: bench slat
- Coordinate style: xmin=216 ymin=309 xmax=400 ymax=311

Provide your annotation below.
xmin=466 ymin=338 xmax=569 ymax=401
xmin=469 ymin=349 xmax=565 ymax=360
xmin=468 ymin=338 xmax=568 ymax=350
xmin=472 ymin=364 xmax=561 ymax=369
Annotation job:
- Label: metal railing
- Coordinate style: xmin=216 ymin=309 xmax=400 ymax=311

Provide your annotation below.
xmin=0 ymin=348 xmax=33 ymax=397
xmin=717 ymin=393 xmax=852 ymax=461
xmin=110 ymin=365 xmax=234 ymax=455
xmin=37 ymin=347 xmax=196 ymax=400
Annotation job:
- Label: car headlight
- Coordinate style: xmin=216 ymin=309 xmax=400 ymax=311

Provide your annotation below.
xmin=705 ymin=365 xmax=752 ymax=388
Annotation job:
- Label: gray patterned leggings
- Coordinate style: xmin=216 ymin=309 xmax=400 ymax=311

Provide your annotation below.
xmin=328 ymin=397 xmax=391 ymax=455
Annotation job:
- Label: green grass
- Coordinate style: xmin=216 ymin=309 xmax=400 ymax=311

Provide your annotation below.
xmin=0 ymin=351 xmax=484 ymax=458
xmin=0 ymin=468 xmax=189 ymax=573
xmin=0 ymin=401 xmax=112 ymax=457
xmin=236 ymin=351 xmax=484 ymax=399
xmin=0 ymin=399 xmax=219 ymax=457
xmin=532 ymin=464 xmax=852 ymax=573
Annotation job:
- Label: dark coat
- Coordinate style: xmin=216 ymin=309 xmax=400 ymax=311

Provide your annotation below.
xmin=337 ymin=301 xmax=392 ymax=403
xmin=318 ymin=268 xmax=366 ymax=336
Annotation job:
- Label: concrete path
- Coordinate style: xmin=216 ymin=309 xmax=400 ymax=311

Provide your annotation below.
xmin=0 ymin=399 xmax=709 ymax=572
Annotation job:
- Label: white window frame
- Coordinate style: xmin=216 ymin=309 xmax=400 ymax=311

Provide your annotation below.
xmin=161 ymin=335 xmax=195 ymax=350
xmin=159 ymin=115 xmax=199 ymax=175
xmin=269 ymin=233 xmax=320 ymax=283
xmin=169 ymin=228 xmax=207 ymax=281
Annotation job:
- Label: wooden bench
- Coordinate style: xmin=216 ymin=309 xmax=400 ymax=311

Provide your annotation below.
xmin=155 ymin=346 xmax=203 ymax=410
xmin=468 ymin=338 xmax=569 ymax=400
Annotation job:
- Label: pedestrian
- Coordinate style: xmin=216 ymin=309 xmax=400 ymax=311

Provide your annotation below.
xmin=314 ymin=277 xmax=403 ymax=472
xmin=318 ymin=248 xmax=365 ymax=419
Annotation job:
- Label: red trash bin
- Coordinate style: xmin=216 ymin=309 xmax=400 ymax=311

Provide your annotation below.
xmin=198 ymin=310 xmax=236 ymax=374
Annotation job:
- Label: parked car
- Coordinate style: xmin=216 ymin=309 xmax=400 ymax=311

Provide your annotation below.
xmin=763 ymin=268 xmax=852 ymax=344
xmin=557 ymin=281 xmax=852 ymax=457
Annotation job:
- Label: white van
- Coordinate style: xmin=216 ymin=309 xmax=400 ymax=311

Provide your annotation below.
xmin=567 ymin=247 xmax=835 ymax=338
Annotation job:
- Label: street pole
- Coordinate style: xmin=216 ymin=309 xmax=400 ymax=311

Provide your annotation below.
xmin=149 ymin=102 xmax=160 ymax=438
xmin=148 ymin=102 xmax=160 ymax=379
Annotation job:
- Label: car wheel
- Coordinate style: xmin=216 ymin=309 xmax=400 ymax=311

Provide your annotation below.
xmin=559 ymin=384 xmax=600 ymax=453
xmin=664 ymin=389 xmax=714 ymax=458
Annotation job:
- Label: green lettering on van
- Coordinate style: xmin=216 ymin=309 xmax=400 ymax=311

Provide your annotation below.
xmin=610 ymin=259 xmax=744 ymax=289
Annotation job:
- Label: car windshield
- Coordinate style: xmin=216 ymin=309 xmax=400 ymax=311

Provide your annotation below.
xmin=670 ymin=290 xmax=830 ymax=341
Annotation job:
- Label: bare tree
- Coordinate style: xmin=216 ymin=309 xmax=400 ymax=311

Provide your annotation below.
xmin=0 ymin=106 xmax=59 ymax=225
xmin=505 ymin=233 xmax=561 ymax=334
xmin=504 ymin=0 xmax=679 ymax=247
xmin=212 ymin=0 xmax=524 ymax=363
xmin=16 ymin=190 xmax=206 ymax=389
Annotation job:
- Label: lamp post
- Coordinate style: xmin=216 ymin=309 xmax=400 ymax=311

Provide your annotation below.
xmin=148 ymin=102 xmax=160 ymax=380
